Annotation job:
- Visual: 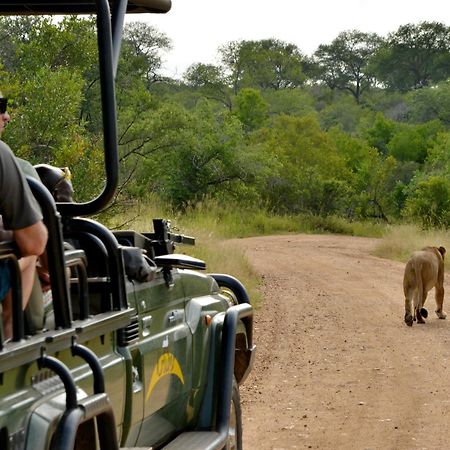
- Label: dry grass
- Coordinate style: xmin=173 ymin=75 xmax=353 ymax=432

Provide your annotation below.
xmin=106 ymin=201 xmax=450 ymax=297
xmin=373 ymin=224 xmax=450 ymax=270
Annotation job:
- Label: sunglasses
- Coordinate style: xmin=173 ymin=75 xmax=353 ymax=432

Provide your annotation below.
xmin=0 ymin=98 xmax=8 ymax=114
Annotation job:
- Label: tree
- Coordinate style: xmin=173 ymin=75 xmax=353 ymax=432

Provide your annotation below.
xmin=251 ymin=114 xmax=350 ymax=215
xmin=405 ymin=81 xmax=450 ymax=125
xmin=219 ymin=39 xmax=305 ymax=93
xmin=318 ymin=95 xmax=367 ymax=133
xmin=262 ymin=88 xmax=316 ymax=117
xmin=121 ymin=21 xmax=172 ymax=86
xmin=131 ymin=101 xmax=249 ymax=208
xmin=330 ymin=128 xmax=398 ymax=221
xmin=424 ymin=131 xmax=450 ymax=175
xmin=234 ymin=88 xmax=268 ymax=131
xmin=0 ymin=17 xmax=106 ymax=201
xmin=387 ymin=121 xmax=443 ymax=163
xmin=183 ymin=63 xmax=232 ymax=110
xmin=312 ymin=30 xmax=383 ymax=103
xmin=371 ymin=22 xmax=450 ymax=91
xmin=363 ymin=112 xmax=396 ymax=156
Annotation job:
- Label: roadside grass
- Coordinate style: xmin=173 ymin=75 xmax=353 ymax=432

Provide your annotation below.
xmin=372 ymin=224 xmax=450 ymax=270
xmin=106 ymin=200 xmax=450 ymax=305
xmin=177 ymin=200 xmax=387 ymax=238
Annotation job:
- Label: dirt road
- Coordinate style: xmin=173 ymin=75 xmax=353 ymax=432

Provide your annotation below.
xmin=239 ymin=234 xmax=450 ymax=450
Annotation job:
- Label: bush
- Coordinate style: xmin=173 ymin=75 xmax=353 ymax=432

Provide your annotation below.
xmin=405 ymin=176 xmax=450 ymax=228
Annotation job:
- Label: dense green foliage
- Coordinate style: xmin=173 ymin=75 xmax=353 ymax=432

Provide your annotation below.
xmin=1 ymin=17 xmax=450 ymax=229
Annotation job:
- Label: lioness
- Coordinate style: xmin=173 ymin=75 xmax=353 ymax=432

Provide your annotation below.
xmin=404 ymin=246 xmax=446 ymax=326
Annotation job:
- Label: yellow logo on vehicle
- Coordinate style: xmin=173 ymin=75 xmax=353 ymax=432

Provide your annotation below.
xmin=146 ymin=352 xmax=185 ymax=402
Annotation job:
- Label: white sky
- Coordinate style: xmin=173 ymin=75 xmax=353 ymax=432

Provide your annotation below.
xmin=139 ymin=0 xmax=450 ymax=78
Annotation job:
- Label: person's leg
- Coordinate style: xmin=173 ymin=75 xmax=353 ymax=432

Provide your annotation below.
xmin=2 ymin=291 xmax=11 ymax=340
xmin=19 ymin=255 xmax=38 ymax=309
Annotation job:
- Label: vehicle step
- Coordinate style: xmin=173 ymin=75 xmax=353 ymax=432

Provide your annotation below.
xmin=162 ymin=431 xmax=225 ymax=450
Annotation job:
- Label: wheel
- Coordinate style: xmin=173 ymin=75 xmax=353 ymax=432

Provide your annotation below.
xmin=220 ymin=287 xmax=239 ymax=307
xmin=227 ymin=379 xmax=243 ymax=450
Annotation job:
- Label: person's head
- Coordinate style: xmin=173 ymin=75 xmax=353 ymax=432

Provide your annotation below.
xmin=0 ymin=91 xmax=10 ymax=135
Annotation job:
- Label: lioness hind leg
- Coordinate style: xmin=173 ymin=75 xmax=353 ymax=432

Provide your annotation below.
xmin=404 ymin=290 xmax=414 ymax=326
xmin=414 ymin=289 xmax=427 ymax=324
xmin=416 ymin=308 xmax=426 ymax=324
xmin=435 ymin=286 xmax=447 ymax=319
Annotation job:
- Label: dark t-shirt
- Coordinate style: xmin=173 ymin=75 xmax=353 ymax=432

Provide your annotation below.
xmin=0 ymin=140 xmax=42 ymax=230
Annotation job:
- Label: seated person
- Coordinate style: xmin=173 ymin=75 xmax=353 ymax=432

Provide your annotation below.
xmin=0 ymin=93 xmax=48 ymax=340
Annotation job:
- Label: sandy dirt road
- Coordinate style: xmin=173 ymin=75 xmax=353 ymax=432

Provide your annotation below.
xmin=238 ymin=234 xmax=450 ymax=450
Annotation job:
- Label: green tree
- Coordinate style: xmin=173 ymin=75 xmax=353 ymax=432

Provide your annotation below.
xmin=330 ymin=128 xmax=398 ymax=220
xmin=371 ymin=22 xmax=450 ymax=91
xmin=387 ymin=121 xmax=442 ymax=163
xmin=251 ymin=114 xmax=350 ymax=215
xmin=183 ymin=63 xmax=232 ymax=109
xmin=319 ymin=95 xmax=367 ymax=133
xmin=133 ymin=101 xmax=248 ymax=208
xmin=424 ymin=131 xmax=450 ymax=175
xmin=121 ymin=21 xmax=172 ymax=86
xmin=405 ymin=81 xmax=450 ymax=125
xmin=234 ymin=88 xmax=268 ymax=131
xmin=262 ymin=88 xmax=316 ymax=117
xmin=219 ymin=39 xmax=305 ymax=93
xmin=363 ymin=112 xmax=396 ymax=155
xmin=312 ymin=30 xmax=383 ymax=103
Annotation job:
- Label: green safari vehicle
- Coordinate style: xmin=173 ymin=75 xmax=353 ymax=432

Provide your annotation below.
xmin=0 ymin=1 xmax=255 ymax=449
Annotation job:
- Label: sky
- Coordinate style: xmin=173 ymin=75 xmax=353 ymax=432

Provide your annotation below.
xmin=136 ymin=0 xmax=450 ymax=79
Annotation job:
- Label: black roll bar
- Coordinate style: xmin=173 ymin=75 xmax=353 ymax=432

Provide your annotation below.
xmin=64 ymin=217 xmax=128 ymax=310
xmin=58 ymin=0 xmax=119 ymax=218
xmin=28 ymin=177 xmax=73 ymax=329
xmin=111 ymin=0 xmax=128 ymax=75
xmin=2 ymin=0 xmax=170 ymax=218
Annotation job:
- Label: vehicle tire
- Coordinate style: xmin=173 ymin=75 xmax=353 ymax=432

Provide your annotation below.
xmin=227 ymin=379 xmax=243 ymax=450
xmin=220 ymin=287 xmax=239 ymax=307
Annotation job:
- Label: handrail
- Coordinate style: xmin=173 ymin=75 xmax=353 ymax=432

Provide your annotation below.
xmin=72 ymin=340 xmax=105 ymax=394
xmin=39 ymin=354 xmax=78 ymax=410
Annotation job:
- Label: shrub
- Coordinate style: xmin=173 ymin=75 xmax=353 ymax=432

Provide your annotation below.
xmin=405 ymin=176 xmax=450 ymax=228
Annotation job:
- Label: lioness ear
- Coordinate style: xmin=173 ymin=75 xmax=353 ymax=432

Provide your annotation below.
xmin=438 ymin=246 xmax=446 ymax=258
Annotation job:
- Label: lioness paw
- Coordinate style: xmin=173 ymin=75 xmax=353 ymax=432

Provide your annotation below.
xmin=436 ymin=310 xmax=447 ymax=319
xmin=404 ymin=314 xmax=413 ymax=327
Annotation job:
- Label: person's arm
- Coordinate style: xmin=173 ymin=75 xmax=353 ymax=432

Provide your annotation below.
xmin=13 ymin=220 xmax=48 ymax=257
xmin=0 ymin=142 xmax=46 ymax=252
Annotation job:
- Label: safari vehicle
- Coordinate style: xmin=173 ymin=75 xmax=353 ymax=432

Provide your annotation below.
xmin=0 ymin=1 xmax=255 ymax=449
